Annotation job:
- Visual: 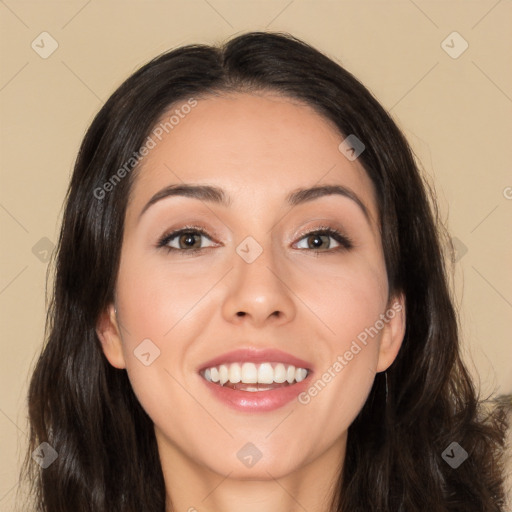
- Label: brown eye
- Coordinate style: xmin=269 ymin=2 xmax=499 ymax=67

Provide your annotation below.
xmin=157 ymin=228 xmax=215 ymax=253
xmin=177 ymin=232 xmax=202 ymax=249
xmin=304 ymin=234 xmax=333 ymax=250
xmin=297 ymin=233 xmax=339 ymax=251
xmin=295 ymin=228 xmax=353 ymax=252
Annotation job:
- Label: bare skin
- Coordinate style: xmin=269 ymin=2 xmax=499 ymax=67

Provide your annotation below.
xmin=97 ymin=92 xmax=406 ymax=512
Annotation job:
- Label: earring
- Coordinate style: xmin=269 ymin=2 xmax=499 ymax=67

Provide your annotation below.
xmin=385 ymin=371 xmax=389 ymax=403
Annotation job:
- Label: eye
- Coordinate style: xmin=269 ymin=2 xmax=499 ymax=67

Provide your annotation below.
xmin=157 ymin=226 xmax=217 ymax=254
xmin=156 ymin=225 xmax=354 ymax=255
xmin=294 ymin=227 xmax=354 ymax=252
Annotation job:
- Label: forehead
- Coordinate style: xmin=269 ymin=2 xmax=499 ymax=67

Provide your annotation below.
xmin=127 ymin=92 xmax=379 ymax=228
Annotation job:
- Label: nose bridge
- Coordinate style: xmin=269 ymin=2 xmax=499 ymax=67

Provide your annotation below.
xmin=221 ymin=231 xmax=295 ymax=325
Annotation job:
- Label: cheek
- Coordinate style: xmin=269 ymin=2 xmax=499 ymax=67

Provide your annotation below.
xmin=295 ymin=250 xmax=388 ymax=344
xmin=113 ymin=248 xmax=219 ymax=421
xmin=292 ymin=256 xmax=387 ymax=426
xmin=115 ymin=248 xmax=214 ymax=345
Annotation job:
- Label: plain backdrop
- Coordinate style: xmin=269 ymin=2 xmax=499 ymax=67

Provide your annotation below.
xmin=1 ymin=1 xmax=511 ymax=508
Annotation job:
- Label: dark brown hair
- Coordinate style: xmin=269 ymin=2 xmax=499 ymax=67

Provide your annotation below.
xmin=22 ymin=31 xmax=508 ymax=511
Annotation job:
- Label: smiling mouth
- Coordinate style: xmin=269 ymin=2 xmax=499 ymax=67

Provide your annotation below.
xmin=200 ymin=361 xmax=310 ymax=392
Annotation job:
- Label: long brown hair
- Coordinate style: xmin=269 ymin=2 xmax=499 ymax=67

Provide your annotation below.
xmin=22 ymin=31 xmax=508 ymax=511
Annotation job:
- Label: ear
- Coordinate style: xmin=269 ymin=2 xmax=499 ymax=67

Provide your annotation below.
xmin=376 ymin=293 xmax=406 ymax=373
xmin=96 ymin=303 xmax=126 ymax=369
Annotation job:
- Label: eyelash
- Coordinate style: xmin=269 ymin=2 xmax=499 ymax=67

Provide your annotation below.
xmin=156 ymin=224 xmax=354 ymax=255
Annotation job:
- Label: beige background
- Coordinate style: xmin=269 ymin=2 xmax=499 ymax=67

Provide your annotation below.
xmin=1 ymin=1 xmax=511 ymax=508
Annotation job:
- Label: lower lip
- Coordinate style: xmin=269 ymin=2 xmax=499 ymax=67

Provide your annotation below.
xmin=200 ymin=374 xmax=312 ymax=412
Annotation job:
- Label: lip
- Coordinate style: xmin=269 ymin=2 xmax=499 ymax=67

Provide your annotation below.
xmin=200 ymin=375 xmax=312 ymax=412
xmin=197 ymin=347 xmax=314 ymax=412
xmin=197 ymin=347 xmax=314 ymax=373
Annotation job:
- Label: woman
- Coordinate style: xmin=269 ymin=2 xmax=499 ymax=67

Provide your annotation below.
xmin=23 ymin=31 xmax=508 ymax=511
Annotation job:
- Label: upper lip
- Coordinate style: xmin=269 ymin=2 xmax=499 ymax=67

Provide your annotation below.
xmin=197 ymin=347 xmax=314 ymax=373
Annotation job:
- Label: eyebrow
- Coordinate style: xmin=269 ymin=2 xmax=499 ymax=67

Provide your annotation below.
xmin=138 ymin=183 xmax=372 ymax=225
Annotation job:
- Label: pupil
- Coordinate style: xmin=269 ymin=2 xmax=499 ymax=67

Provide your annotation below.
xmin=310 ymin=235 xmax=324 ymax=248
xmin=182 ymin=233 xmax=197 ymax=248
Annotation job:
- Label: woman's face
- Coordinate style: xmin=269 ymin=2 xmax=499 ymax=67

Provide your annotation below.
xmin=98 ymin=92 xmax=405 ymax=482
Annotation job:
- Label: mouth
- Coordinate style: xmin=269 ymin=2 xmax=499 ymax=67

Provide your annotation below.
xmin=197 ymin=348 xmax=313 ymax=411
xmin=200 ymin=362 xmax=310 ymax=391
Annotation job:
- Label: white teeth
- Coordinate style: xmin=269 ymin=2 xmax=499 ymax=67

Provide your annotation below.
xmin=229 ymin=362 xmax=241 ymax=383
xmin=286 ymin=365 xmax=295 ymax=384
xmin=241 ymin=362 xmax=258 ymax=383
xmin=219 ymin=364 xmax=229 ymax=386
xmin=274 ymin=363 xmax=287 ymax=383
xmin=295 ymin=368 xmax=308 ymax=382
xmin=201 ymin=362 xmax=310 ymax=386
xmin=210 ymin=367 xmax=219 ymax=383
xmin=257 ymin=363 xmax=274 ymax=384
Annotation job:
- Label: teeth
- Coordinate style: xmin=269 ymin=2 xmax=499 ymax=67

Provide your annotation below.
xmin=241 ymin=362 xmax=258 ymax=383
xmin=258 ymin=363 xmax=274 ymax=384
xmin=219 ymin=364 xmax=229 ymax=386
xmin=286 ymin=364 xmax=295 ymax=384
xmin=202 ymin=362 xmax=309 ymax=386
xmin=210 ymin=367 xmax=219 ymax=383
xmin=229 ymin=362 xmax=241 ymax=383
xmin=274 ymin=363 xmax=287 ymax=383
xmin=295 ymin=368 xmax=308 ymax=382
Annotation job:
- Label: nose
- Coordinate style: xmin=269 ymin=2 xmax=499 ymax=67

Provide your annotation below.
xmin=221 ymin=237 xmax=296 ymax=327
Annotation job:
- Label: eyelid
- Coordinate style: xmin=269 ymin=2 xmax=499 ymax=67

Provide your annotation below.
xmin=156 ymin=224 xmax=218 ymax=250
xmin=293 ymin=224 xmax=354 ymax=250
xmin=156 ymin=223 xmax=354 ymax=253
